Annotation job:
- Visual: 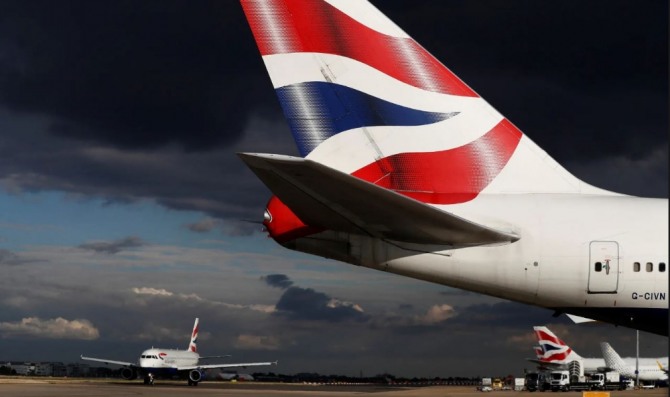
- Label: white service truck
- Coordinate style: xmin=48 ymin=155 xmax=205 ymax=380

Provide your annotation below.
xmin=514 ymin=377 xmax=525 ymax=391
xmin=548 ymin=370 xmax=626 ymax=391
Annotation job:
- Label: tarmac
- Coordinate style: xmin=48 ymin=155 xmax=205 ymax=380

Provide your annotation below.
xmin=0 ymin=378 xmax=668 ymax=397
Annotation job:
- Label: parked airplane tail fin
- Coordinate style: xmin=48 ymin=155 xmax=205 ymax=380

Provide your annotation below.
xmin=240 ymin=0 xmax=615 ymax=206
xmin=533 ymin=326 xmax=582 ymax=363
xmin=188 ymin=318 xmax=199 ymax=353
xmin=600 ymin=342 xmax=628 ymax=373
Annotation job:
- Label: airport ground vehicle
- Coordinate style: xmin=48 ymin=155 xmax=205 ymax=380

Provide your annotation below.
xmin=514 ymin=378 xmax=525 ymax=391
xmin=525 ymin=371 xmax=550 ymax=392
xmin=548 ymin=370 xmax=626 ymax=391
xmin=492 ymin=378 xmax=503 ymax=390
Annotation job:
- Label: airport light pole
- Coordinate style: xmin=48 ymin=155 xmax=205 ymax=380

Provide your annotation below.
xmin=635 ymin=329 xmax=639 ymax=388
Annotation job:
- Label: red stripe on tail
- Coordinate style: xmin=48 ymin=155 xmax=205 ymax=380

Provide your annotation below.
xmin=241 ymin=0 xmax=477 ymax=96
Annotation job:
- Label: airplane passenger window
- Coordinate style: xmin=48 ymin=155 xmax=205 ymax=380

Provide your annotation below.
xmin=646 ymin=262 xmax=653 ymax=272
xmin=660 ymin=262 xmax=666 ymax=272
xmin=595 ymin=262 xmax=602 ymax=272
xmin=633 ymin=262 xmax=640 ymax=272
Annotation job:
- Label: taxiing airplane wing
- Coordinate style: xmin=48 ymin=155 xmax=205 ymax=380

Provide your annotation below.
xmin=80 ymin=355 xmax=136 ymax=367
xmin=238 ymin=153 xmax=519 ymax=247
xmin=178 ymin=360 xmax=277 ymax=371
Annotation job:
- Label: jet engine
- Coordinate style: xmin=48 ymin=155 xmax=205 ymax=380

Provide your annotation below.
xmin=189 ymin=369 xmax=202 ymax=383
xmin=120 ymin=367 xmax=137 ymax=380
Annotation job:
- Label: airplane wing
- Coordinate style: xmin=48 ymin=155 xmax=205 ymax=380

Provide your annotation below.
xmin=238 ymin=153 xmax=519 ymax=246
xmin=80 ymin=355 xmax=136 ymax=367
xmin=177 ymin=360 xmax=277 ymax=371
xmin=526 ymin=358 xmax=565 ymax=369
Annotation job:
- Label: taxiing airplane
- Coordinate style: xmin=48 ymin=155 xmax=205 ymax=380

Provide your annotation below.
xmin=81 ymin=318 xmax=276 ymax=386
xmin=530 ymin=326 xmax=667 ymax=375
xmin=238 ymin=0 xmax=668 ymax=336
xmin=601 ymin=342 xmax=668 ymax=383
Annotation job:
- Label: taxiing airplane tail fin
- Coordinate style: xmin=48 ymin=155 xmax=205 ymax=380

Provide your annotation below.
xmin=240 ymin=0 xmax=614 ymax=206
xmin=188 ymin=318 xmax=199 ymax=353
xmin=533 ymin=326 xmax=582 ymax=364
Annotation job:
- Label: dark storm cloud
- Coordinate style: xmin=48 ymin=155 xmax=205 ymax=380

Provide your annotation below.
xmin=262 ymin=274 xmax=294 ymax=290
xmin=263 ymin=274 xmax=368 ymax=322
xmin=78 ymin=236 xmax=146 ymax=254
xmin=275 ymin=286 xmax=369 ymax=322
xmin=0 ymin=107 xmax=296 ymax=220
xmin=0 ymin=0 xmax=271 ymax=150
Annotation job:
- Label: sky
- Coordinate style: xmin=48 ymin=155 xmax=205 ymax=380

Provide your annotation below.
xmin=0 ymin=0 xmax=667 ymax=378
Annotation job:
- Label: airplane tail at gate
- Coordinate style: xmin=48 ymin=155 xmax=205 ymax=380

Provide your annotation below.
xmin=240 ymin=0 xmax=615 ymax=206
xmin=600 ymin=342 xmax=628 ymax=373
xmin=533 ymin=326 xmax=582 ymax=364
xmin=188 ymin=318 xmax=199 ymax=353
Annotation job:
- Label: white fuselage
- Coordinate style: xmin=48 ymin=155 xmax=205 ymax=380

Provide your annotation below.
xmin=578 ymin=358 xmax=668 ymax=381
xmin=139 ymin=348 xmax=198 ymax=370
xmin=291 ymin=194 xmax=668 ymax=334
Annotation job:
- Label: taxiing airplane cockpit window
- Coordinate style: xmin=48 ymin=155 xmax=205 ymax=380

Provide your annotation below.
xmin=595 ymin=262 xmax=602 ymax=272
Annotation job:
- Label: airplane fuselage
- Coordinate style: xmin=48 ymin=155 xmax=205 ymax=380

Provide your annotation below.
xmin=284 ymin=194 xmax=668 ymax=335
xmin=139 ymin=348 xmax=199 ymax=371
xmin=558 ymin=358 xmax=668 ymax=381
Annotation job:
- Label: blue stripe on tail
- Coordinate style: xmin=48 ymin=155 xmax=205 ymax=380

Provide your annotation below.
xmin=275 ymin=81 xmax=457 ymax=156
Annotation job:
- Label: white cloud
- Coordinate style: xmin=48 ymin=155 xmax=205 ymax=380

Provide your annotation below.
xmin=327 ymin=298 xmax=364 ymax=313
xmin=0 ymin=317 xmax=100 ymax=340
xmin=132 ymin=286 xmax=275 ymax=314
xmin=415 ymin=304 xmax=456 ymax=325
xmin=132 ymin=287 xmax=173 ymax=296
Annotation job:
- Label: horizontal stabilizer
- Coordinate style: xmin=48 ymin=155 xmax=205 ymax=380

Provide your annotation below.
xmin=565 ymin=313 xmax=597 ymax=324
xmin=526 ymin=358 xmax=564 ymax=369
xmin=239 ymin=153 xmax=519 ymax=246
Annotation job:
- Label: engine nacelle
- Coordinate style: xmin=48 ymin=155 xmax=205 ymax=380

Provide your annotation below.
xmin=120 ymin=367 xmax=137 ymax=380
xmin=189 ymin=369 xmax=202 ymax=383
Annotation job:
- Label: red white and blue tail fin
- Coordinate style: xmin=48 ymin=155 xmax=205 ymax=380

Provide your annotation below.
xmin=533 ymin=326 xmax=582 ymax=364
xmin=188 ymin=318 xmax=199 ymax=353
xmin=240 ymin=0 xmax=615 ymax=207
